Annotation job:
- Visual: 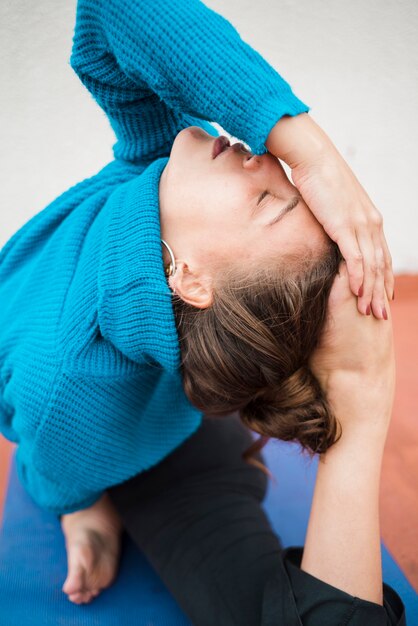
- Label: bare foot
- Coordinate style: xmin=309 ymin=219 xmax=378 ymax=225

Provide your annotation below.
xmin=60 ymin=493 xmax=123 ymax=604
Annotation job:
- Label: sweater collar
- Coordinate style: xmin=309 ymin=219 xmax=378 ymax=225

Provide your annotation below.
xmin=98 ymin=156 xmax=182 ymax=374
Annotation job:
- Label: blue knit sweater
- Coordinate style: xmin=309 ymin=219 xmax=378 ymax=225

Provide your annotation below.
xmin=0 ymin=0 xmax=308 ymax=515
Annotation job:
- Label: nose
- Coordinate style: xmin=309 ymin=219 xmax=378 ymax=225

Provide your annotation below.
xmin=243 ymin=150 xmax=263 ymax=169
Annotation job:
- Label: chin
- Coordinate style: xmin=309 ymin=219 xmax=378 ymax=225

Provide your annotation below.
xmin=187 ymin=125 xmax=210 ymax=135
xmin=171 ymin=127 xmax=213 ymax=169
xmin=179 ymin=126 xmax=212 ymax=143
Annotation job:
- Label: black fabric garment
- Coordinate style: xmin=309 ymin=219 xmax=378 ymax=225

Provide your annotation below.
xmin=107 ymin=413 xmax=406 ymax=626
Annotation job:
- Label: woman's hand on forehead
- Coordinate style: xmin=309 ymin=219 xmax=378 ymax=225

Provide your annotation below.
xmin=266 ymin=114 xmax=395 ymax=320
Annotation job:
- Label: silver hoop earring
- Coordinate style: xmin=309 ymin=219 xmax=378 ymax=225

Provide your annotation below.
xmin=161 ymin=239 xmax=177 ymax=277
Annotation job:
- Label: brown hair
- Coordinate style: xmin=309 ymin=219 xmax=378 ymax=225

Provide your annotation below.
xmin=171 ymin=239 xmax=343 ymax=476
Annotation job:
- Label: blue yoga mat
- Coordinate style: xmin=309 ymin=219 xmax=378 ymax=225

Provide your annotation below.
xmin=0 ymin=440 xmax=417 ymax=625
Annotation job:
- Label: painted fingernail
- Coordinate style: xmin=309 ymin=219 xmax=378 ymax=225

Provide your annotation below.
xmin=392 ymin=290 xmax=395 ymax=301
xmin=382 ymin=307 xmax=388 ymax=320
xmin=358 ymin=284 xmax=364 ymax=298
xmin=366 ymin=304 xmax=371 ymax=315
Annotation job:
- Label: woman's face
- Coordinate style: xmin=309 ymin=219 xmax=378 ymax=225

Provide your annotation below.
xmin=159 ymin=126 xmax=329 ymax=307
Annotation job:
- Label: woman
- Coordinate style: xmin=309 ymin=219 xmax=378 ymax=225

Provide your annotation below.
xmin=0 ymin=0 xmax=403 ymax=622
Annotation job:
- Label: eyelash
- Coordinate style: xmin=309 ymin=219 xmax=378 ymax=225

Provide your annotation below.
xmin=256 ymin=190 xmax=274 ymax=212
xmin=260 ymin=190 xmax=270 ymax=203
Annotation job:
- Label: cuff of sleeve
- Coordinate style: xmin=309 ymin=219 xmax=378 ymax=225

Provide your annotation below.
xmin=228 ymin=91 xmax=310 ymax=156
xmin=283 ymin=546 xmax=406 ymax=626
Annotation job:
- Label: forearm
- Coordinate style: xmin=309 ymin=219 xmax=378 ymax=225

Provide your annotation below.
xmin=301 ymin=416 xmax=389 ymax=605
xmin=87 ymin=0 xmax=308 ymax=156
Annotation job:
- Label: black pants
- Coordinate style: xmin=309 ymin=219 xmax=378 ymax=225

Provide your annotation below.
xmin=107 ymin=413 xmax=405 ymax=626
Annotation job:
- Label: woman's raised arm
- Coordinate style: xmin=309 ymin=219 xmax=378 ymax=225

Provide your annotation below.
xmin=71 ymin=0 xmax=308 ymax=156
xmin=303 ymin=261 xmax=395 ymax=605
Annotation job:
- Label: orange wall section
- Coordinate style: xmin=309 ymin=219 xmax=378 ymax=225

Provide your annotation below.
xmin=0 ymin=436 xmax=13 ymax=523
xmin=380 ymin=274 xmax=418 ymax=591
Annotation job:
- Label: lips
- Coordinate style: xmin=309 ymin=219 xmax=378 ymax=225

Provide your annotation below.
xmin=212 ymin=136 xmax=231 ymax=159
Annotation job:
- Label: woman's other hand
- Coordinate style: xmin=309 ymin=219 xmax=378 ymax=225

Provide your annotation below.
xmin=303 ymin=261 xmax=394 ymax=604
xmin=265 ymin=113 xmax=395 ymax=319
xmin=308 ymin=261 xmax=395 ymax=433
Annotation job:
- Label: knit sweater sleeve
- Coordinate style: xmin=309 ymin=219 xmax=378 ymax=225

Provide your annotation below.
xmin=72 ymin=0 xmax=309 ymax=158
xmin=15 ymin=450 xmax=103 ymax=516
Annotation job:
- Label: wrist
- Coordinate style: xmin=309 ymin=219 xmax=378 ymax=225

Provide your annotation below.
xmin=327 ymin=374 xmax=394 ymax=436
xmin=322 ymin=414 xmax=389 ymax=463
xmin=265 ymin=113 xmax=334 ymax=168
xmin=320 ymin=364 xmax=394 ymax=429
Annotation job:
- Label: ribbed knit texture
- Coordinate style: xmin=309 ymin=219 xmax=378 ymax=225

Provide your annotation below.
xmin=0 ymin=0 xmax=309 ymax=515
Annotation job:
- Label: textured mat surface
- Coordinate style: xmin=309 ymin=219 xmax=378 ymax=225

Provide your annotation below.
xmin=0 ymin=451 xmax=193 ymax=626
xmin=1 ymin=441 xmax=417 ymax=625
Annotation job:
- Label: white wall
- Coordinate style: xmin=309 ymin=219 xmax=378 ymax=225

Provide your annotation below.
xmin=1 ymin=0 xmax=417 ymax=271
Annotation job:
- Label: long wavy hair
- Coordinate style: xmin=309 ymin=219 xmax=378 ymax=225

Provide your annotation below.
xmin=171 ymin=237 xmax=343 ymax=476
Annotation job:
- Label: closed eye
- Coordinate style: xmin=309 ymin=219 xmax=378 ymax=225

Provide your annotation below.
xmin=268 ymin=195 xmax=300 ymax=226
xmin=257 ymin=190 xmax=269 ymax=206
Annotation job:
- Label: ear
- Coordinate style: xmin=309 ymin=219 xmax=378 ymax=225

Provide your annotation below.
xmin=168 ymin=261 xmax=214 ymax=309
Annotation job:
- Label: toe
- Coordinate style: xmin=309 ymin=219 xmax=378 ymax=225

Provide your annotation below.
xmin=79 ymin=590 xmax=94 ymax=604
xmin=68 ymin=591 xmax=84 ymax=604
xmin=62 ymin=563 xmax=85 ymax=595
xmin=68 ymin=590 xmax=93 ymax=604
